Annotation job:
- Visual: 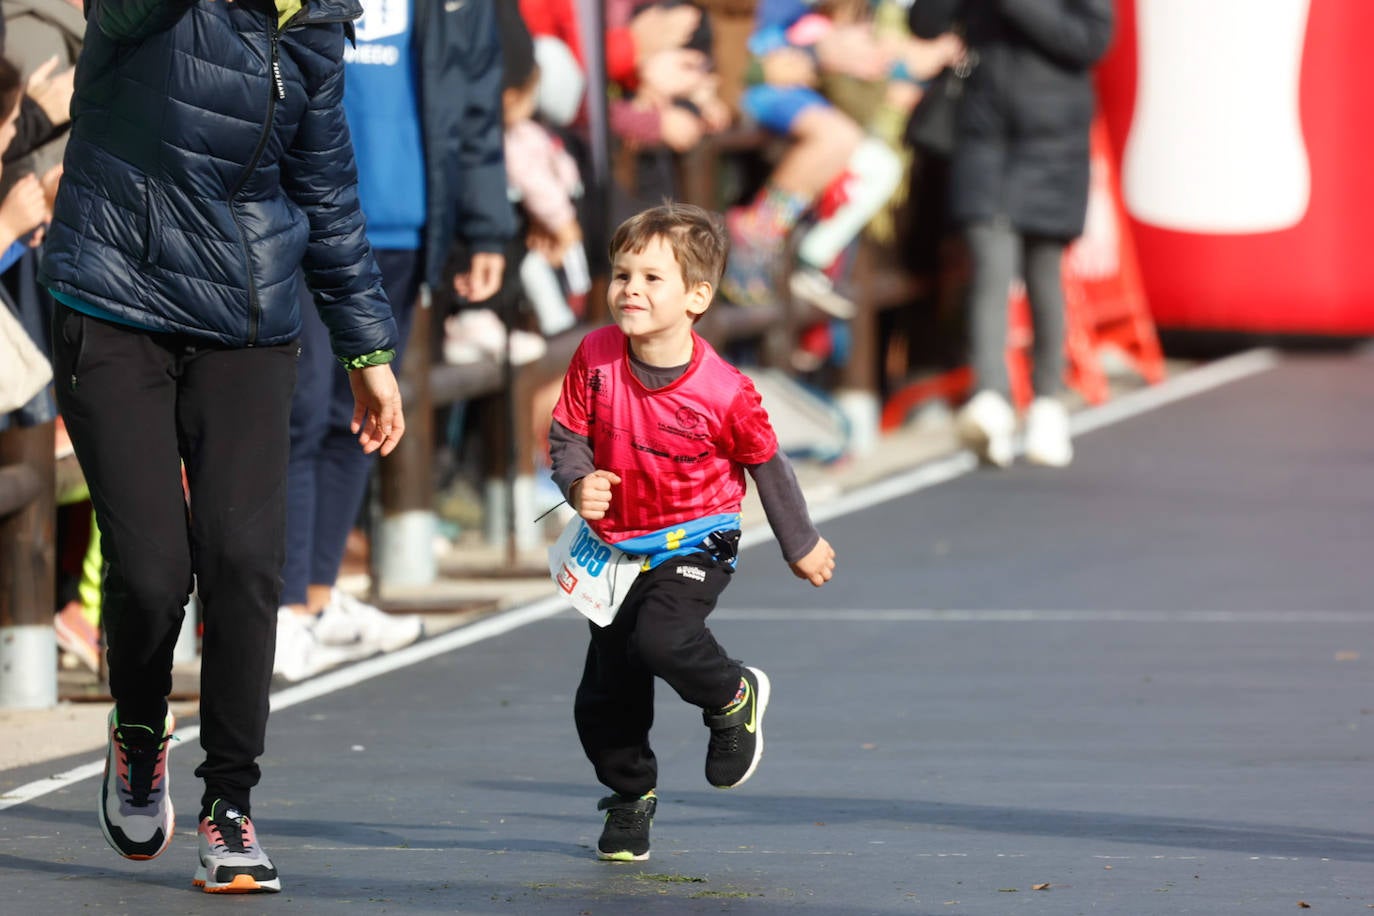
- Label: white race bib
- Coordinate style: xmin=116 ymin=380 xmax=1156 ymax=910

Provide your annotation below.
xmin=548 ymin=517 xmax=644 ymax=627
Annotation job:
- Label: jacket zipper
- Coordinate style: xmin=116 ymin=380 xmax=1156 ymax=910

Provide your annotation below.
xmin=228 ymin=9 xmax=357 ymax=345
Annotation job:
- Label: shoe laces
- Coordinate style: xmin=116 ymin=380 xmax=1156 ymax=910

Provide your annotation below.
xmin=207 ymin=804 xmax=253 ymax=854
xmin=114 ymin=728 xmax=166 ymax=808
xmin=708 ymin=723 xmax=744 ymax=757
xmin=600 ymin=793 xmax=655 ymax=832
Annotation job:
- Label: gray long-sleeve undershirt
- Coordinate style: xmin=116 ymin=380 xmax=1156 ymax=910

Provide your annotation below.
xmin=549 ymin=355 xmax=821 ymax=564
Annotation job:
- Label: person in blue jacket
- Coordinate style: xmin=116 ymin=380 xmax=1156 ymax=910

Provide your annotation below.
xmin=39 ymin=0 xmax=405 ymax=894
xmin=273 ymin=0 xmax=515 ymax=680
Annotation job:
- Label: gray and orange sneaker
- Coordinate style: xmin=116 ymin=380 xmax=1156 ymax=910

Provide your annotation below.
xmin=703 ymin=666 xmax=771 ymax=789
xmin=98 ymin=709 xmax=175 ymax=859
xmin=194 ymin=800 xmax=281 ymax=893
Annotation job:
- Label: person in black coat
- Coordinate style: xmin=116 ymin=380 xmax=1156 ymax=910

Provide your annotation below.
xmin=911 ymin=0 xmax=1113 ymax=468
xmin=39 ymin=0 xmax=405 ymax=892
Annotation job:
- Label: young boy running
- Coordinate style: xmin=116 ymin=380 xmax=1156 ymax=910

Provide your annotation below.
xmin=549 ymin=202 xmax=836 ymax=862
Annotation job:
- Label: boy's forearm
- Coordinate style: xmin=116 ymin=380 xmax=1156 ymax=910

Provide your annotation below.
xmin=549 ymin=420 xmax=596 ymax=501
xmin=748 ymin=452 xmax=820 ymax=563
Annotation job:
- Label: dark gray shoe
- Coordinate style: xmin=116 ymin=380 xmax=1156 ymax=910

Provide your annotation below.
xmin=596 ymin=792 xmax=657 ymax=861
xmin=703 ymin=666 xmax=771 ymax=789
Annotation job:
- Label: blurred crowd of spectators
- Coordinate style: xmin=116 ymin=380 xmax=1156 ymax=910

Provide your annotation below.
xmin=2 ymin=0 xmax=1106 ymax=684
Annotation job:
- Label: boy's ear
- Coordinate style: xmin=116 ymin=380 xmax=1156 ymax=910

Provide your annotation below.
xmin=687 ymin=280 xmax=714 ymax=316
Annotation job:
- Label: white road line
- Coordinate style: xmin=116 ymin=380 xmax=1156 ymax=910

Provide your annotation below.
xmin=0 ymin=349 xmax=1280 ymax=812
xmin=775 ymin=348 xmax=1280 ymax=538
xmin=705 ymin=608 xmax=1367 ymax=623
xmin=0 ymin=599 xmax=570 ymax=812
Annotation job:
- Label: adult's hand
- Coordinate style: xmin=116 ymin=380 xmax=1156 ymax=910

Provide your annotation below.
xmin=452 ymin=251 xmax=505 ymax=303
xmin=659 ymin=105 xmax=705 ymax=153
xmin=638 ymin=47 xmax=709 ymax=101
xmin=348 ymin=363 xmax=405 ymax=456
xmin=630 ymin=4 xmax=701 ymax=63
xmin=815 ymin=24 xmax=891 ymax=81
xmin=901 ymin=33 xmax=967 ymax=81
xmin=0 ymin=174 xmax=49 ymax=248
xmin=25 ymin=56 xmax=75 ymax=128
xmin=39 ymin=164 xmax=62 ymax=214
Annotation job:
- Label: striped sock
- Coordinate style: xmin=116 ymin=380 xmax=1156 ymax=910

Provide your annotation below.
xmin=738 ymin=185 xmax=810 ymax=241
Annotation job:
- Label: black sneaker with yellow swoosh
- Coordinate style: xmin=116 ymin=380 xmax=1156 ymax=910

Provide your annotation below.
xmin=596 ymin=792 xmax=657 ymax=861
xmin=703 ymin=666 xmax=771 ymax=789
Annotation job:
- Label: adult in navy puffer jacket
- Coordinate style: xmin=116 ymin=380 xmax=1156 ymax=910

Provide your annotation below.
xmin=39 ymin=0 xmax=404 ymax=892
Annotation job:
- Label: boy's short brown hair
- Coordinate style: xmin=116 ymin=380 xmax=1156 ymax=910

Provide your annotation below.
xmin=608 ymin=202 xmax=729 ymax=292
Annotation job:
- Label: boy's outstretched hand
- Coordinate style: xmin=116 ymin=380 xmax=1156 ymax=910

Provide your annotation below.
xmin=790 ymin=536 xmax=835 ymax=587
xmin=572 ymin=469 xmax=621 ymax=520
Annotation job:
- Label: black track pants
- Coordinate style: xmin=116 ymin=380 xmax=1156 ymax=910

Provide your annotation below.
xmin=52 ymin=304 xmax=296 ymax=817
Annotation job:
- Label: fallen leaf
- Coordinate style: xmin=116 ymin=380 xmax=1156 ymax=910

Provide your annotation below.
xmin=1032 ymin=883 xmax=1051 ymax=891
xmin=861 ymin=743 xmax=877 ymax=750
xmin=1298 ymin=903 xmax=1311 ymax=909
xmin=1335 ymin=651 xmax=1360 ymax=662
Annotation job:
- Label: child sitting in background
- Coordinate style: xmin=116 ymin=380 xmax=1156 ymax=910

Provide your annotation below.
xmin=502 ymin=26 xmax=587 ymax=338
xmin=443 ymin=2 xmax=571 ymax=367
xmin=725 ymin=0 xmax=960 ymax=316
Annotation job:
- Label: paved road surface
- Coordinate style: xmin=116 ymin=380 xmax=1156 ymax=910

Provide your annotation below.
xmin=2 ymin=350 xmax=1371 ymax=914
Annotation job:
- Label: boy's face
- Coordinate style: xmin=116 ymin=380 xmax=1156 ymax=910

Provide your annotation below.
xmin=608 ymin=235 xmax=711 ymax=352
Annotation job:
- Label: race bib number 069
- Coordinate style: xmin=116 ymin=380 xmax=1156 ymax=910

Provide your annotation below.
xmin=548 ymin=517 xmax=643 ymax=627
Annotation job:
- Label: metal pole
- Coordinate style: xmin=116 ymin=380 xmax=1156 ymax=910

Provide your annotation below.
xmin=376 ymin=286 xmax=439 ymax=588
xmin=0 ymin=421 xmax=57 ymax=708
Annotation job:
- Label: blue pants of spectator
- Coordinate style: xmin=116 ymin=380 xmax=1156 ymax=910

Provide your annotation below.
xmin=281 ymin=248 xmax=421 ymax=605
xmin=739 ymin=83 xmax=830 ymax=134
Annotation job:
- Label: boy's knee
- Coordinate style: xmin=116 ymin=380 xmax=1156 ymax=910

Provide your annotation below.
xmin=631 ymin=625 xmax=694 ymax=678
xmin=794 ymin=106 xmax=862 ymax=150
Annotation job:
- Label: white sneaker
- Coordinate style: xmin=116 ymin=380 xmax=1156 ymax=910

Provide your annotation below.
xmin=788 ymin=267 xmax=857 ymax=320
xmin=442 ymin=311 xmax=496 ymax=365
xmin=956 ymin=390 xmax=1016 ymax=468
xmin=443 ymin=310 xmax=547 ymax=367
xmin=1024 ymin=397 xmax=1074 ymax=467
xmin=314 ymin=592 xmax=423 ymax=656
xmin=507 ymin=329 xmax=549 ymax=366
xmin=273 ymin=609 xmax=353 ymax=683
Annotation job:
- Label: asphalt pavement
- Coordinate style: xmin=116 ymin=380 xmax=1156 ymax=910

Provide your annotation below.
xmin=1 ymin=348 xmax=1371 ymax=914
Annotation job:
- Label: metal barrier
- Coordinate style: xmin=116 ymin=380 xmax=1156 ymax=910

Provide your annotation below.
xmin=0 ymin=421 xmax=56 ymax=708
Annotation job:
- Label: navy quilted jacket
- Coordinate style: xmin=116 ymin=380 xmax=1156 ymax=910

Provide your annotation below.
xmin=39 ymin=0 xmax=397 ymax=359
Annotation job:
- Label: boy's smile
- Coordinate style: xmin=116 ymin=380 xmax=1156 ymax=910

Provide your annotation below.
xmin=609 ymin=236 xmax=712 ymax=366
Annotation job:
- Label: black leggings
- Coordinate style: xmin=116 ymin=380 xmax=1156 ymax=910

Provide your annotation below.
xmin=965 ymin=220 xmax=1067 ymax=399
xmin=52 ymin=305 xmax=296 ymax=818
